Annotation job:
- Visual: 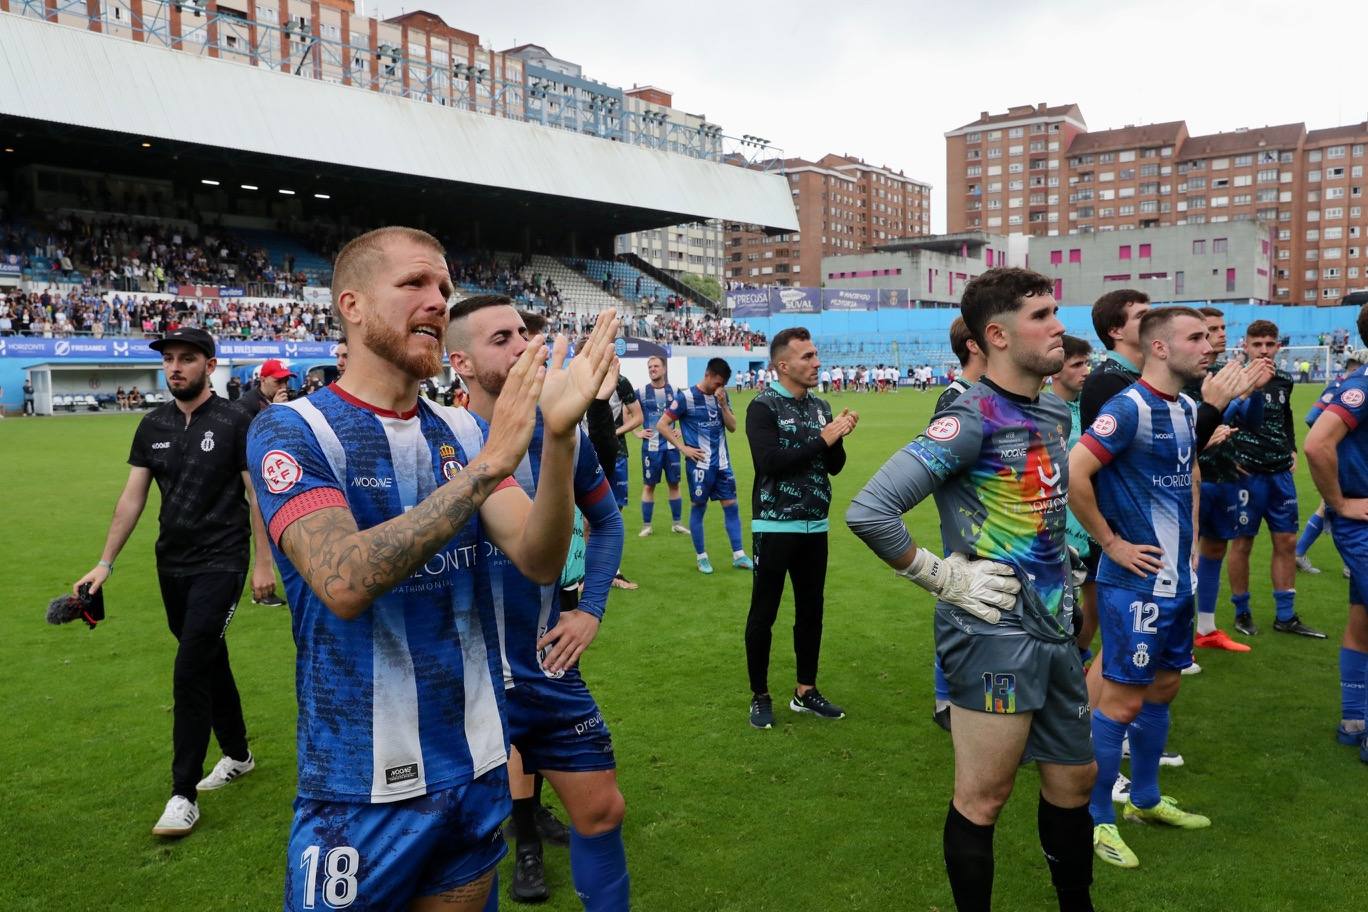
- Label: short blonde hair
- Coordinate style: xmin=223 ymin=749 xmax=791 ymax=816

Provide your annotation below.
xmin=330 ymin=226 xmax=446 ymax=325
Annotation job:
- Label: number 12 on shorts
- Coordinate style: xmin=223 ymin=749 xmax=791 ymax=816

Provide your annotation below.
xmin=299 ymin=845 xmax=359 ymax=909
xmin=1129 ymin=600 xmax=1158 ymax=633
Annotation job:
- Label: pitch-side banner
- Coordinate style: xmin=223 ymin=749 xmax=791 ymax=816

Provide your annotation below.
xmin=770 ymin=287 xmax=820 ymax=315
xmin=726 ymin=288 xmax=772 ymax=318
xmin=0 ymin=337 xmax=340 ymax=360
xmin=821 ymin=288 xmax=878 ymax=312
xmin=880 ymin=288 xmax=911 ymax=309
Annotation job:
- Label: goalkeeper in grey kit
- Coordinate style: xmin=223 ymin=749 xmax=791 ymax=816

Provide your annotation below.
xmin=846 ymin=268 xmax=1097 ymax=912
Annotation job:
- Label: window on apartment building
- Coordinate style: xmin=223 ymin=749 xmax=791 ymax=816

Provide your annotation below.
xmin=1309 ymin=149 xmax=1323 ymax=162
xmin=1103 ymin=274 xmax=1132 ymax=282
xmin=1069 ymin=249 xmax=1082 ymax=264
xmin=1324 ymin=247 xmax=1343 ymax=259
xmin=1009 ymin=145 xmax=1024 ymax=156
xmin=1053 ymin=278 xmax=1063 ymax=300
xmin=1328 ymin=145 xmax=1346 ymax=159
xmin=1326 ymin=227 xmax=1345 ymax=240
xmin=1234 ymin=154 xmax=1253 ymax=167
xmin=1327 ymin=207 xmax=1345 ymax=219
xmin=1329 ymin=167 xmax=1346 ymax=179
xmin=1211 ymin=158 xmax=1229 ymax=170
xmin=1226 ymin=268 xmax=1237 ymax=292
xmin=1211 ymin=196 xmax=1228 ymax=208
xmin=1138 ymin=243 xmax=1152 ymax=258
xmin=1008 ymin=127 xmax=1024 ymax=138
xmin=1119 ymin=205 xmax=1136 ymax=216
xmin=1212 ymin=237 xmax=1228 ymax=253
xmin=1119 ymin=245 xmax=1132 ymax=260
xmin=1307 ymin=229 xmax=1321 ymax=241
xmin=1212 ymin=178 xmax=1230 ymax=189
xmin=1050 ymin=250 xmax=1063 ymax=265
xmin=1257 ymin=168 xmax=1278 ymax=182
xmin=1278 ymin=228 xmax=1291 ymax=240
xmin=1324 ymin=288 xmax=1342 ymax=299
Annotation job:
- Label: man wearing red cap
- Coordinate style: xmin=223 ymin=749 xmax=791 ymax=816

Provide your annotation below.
xmin=234 ymin=358 xmax=296 ymax=607
xmin=237 ymin=359 xmax=296 ymax=419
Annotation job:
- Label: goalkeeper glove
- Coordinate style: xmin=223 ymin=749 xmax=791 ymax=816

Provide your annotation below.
xmin=895 ymin=549 xmax=1020 ymax=624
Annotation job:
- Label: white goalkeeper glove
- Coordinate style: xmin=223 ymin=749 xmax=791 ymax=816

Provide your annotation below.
xmin=895 ymin=549 xmax=1021 ymax=624
xmin=1067 ymin=545 xmax=1088 ymax=591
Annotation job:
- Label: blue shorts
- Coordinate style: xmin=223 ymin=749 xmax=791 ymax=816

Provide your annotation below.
xmin=507 ymin=675 xmax=616 ymax=774
xmin=1233 ymin=470 xmax=1299 ymax=536
xmin=611 ymin=453 xmax=629 ymax=510
xmin=285 ymin=769 xmax=509 ymax=911
xmin=641 ymin=446 xmax=680 ymax=487
xmin=1198 ymin=480 xmax=1243 ymax=541
xmin=686 ymin=460 xmax=737 ymax=503
xmin=1330 ymin=513 xmax=1368 ymax=605
xmin=1098 ymin=586 xmax=1195 ymax=686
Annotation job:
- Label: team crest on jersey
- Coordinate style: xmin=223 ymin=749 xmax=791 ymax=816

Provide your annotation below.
xmin=200 ymin=430 xmax=215 ymax=453
xmin=1132 ymin=643 xmax=1151 ymax=669
xmin=439 ymin=443 xmax=462 ymax=480
xmin=1343 ymin=388 xmax=1366 ymax=408
xmin=927 ymin=416 xmax=960 ymax=441
xmin=982 ymin=672 xmax=1017 ymax=713
xmin=261 ymin=450 xmax=301 ymax=494
xmin=1093 ymin=414 xmax=1118 ymax=437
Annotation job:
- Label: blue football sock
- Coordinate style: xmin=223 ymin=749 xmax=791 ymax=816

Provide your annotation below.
xmin=689 ymin=502 xmax=707 ymax=555
xmin=641 ymin=500 xmax=654 ymax=525
xmin=1232 ymin=591 xmax=1251 ymax=619
xmin=933 ymin=656 xmax=950 ymax=702
xmin=722 ymin=502 xmax=743 ymax=553
xmin=1196 ymin=554 xmax=1223 ymax=619
xmin=669 ymin=497 xmax=682 ymax=522
xmin=570 ymin=825 xmax=630 ymax=912
xmin=1127 ymin=702 xmax=1170 ymax=811
xmin=1089 ymin=709 xmax=1127 ymax=825
xmin=1341 ymin=647 xmax=1368 ymax=723
xmin=1297 ymin=513 xmax=1325 ymax=557
xmin=1273 ymin=589 xmax=1296 ymax=623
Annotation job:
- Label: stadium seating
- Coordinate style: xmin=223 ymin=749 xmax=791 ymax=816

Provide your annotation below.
xmin=525 ymin=255 xmax=623 ymax=314
xmin=577 ymin=258 xmax=672 ymax=307
xmin=228 ymin=228 xmax=333 ymax=287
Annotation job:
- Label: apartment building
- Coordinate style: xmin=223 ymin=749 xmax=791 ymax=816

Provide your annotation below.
xmin=724 ymin=154 xmax=931 ymax=286
xmin=947 ymin=103 xmax=1368 ymax=305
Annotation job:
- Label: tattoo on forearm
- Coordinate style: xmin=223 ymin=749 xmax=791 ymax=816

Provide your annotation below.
xmin=283 ymin=461 xmax=502 ymax=611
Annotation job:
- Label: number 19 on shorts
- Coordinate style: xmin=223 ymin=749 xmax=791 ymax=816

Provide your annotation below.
xmin=299 ymin=845 xmax=359 ymax=909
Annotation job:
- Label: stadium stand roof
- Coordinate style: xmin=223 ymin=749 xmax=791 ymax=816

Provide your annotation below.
xmin=0 ymin=13 xmax=797 ymax=249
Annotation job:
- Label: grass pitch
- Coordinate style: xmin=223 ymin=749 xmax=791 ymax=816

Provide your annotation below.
xmin=1 ymin=384 xmax=1360 ymax=911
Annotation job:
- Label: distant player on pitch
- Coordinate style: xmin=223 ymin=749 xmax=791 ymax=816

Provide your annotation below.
xmin=848 ymin=268 xmax=1096 ymax=912
xmin=656 ymin=357 xmax=752 ymax=574
xmin=634 ymin=354 xmax=687 ymax=537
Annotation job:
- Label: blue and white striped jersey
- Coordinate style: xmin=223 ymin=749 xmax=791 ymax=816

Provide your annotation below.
xmin=637 ymin=382 xmax=676 ymax=452
xmin=247 ymin=385 xmax=512 ymax=804
xmin=666 ymin=385 xmax=731 ymax=470
xmin=1080 ymin=380 xmax=1199 ymax=599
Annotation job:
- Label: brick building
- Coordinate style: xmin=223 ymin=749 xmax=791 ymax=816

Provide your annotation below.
xmin=946 ymin=103 xmax=1368 ymax=305
xmin=724 ymin=154 xmax=931 ymax=286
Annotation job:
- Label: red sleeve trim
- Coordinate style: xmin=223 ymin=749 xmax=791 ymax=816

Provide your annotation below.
xmin=576 ymin=477 xmax=612 ymax=510
xmin=1326 ymin=404 xmax=1360 ymax=430
xmin=495 ymin=475 xmax=520 ymax=493
xmin=1080 ymin=434 xmax=1115 ymax=466
xmin=663 ymin=409 xmax=679 ymax=420
xmin=269 ymin=487 xmax=348 ymax=544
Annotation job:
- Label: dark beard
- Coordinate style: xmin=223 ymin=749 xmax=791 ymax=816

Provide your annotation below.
xmin=169 ymin=373 xmax=207 ymax=401
xmin=473 ymin=365 xmax=507 ymax=398
xmin=363 ymin=311 xmax=441 ymax=379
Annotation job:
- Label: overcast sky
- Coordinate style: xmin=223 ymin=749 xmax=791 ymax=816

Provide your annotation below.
xmin=397 ymin=0 xmax=1368 ymax=233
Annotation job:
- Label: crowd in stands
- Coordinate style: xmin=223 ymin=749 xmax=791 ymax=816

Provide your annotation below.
xmin=1 ymin=213 xmax=309 ymax=297
xmin=640 ymin=314 xmax=765 ymax=348
xmin=0 ymin=289 xmax=342 ymax=341
xmin=450 ymin=253 xmax=566 ymax=313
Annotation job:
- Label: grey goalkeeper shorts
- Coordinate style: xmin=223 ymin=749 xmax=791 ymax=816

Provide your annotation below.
xmin=935 ymin=612 xmax=1094 ymax=765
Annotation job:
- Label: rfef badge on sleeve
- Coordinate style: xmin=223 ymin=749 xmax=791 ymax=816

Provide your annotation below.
xmin=439 ymin=443 xmax=461 ymax=480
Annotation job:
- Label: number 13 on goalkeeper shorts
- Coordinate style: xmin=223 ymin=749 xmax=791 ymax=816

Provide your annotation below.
xmin=299 ymin=844 xmax=359 ymax=909
xmin=983 ymin=672 xmax=1017 ymax=714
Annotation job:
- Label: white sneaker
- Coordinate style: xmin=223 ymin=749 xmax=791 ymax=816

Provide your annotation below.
xmin=152 ymin=795 xmax=200 ymax=836
xmin=1121 ymin=738 xmax=1184 ymax=767
xmin=638 ymin=526 xmax=653 ymax=538
xmin=1111 ymin=773 xmax=1131 ymax=804
xmin=1181 ymin=661 xmax=1202 ymax=676
xmin=671 ymin=523 xmax=689 ymax=534
xmin=1295 ymin=555 xmax=1322 ymax=574
xmin=197 ymin=753 xmax=255 ymax=791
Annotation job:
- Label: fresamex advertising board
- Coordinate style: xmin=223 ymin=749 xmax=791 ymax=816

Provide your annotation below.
xmin=0 ymin=336 xmax=339 ymax=360
xmin=726 ymin=288 xmax=772 ymax=318
xmin=770 ymin=287 xmax=820 ymax=314
xmin=821 ymin=288 xmax=878 ymax=312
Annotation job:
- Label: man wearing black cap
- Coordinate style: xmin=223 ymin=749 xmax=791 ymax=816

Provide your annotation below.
xmin=74 ymin=327 xmax=276 ymax=838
